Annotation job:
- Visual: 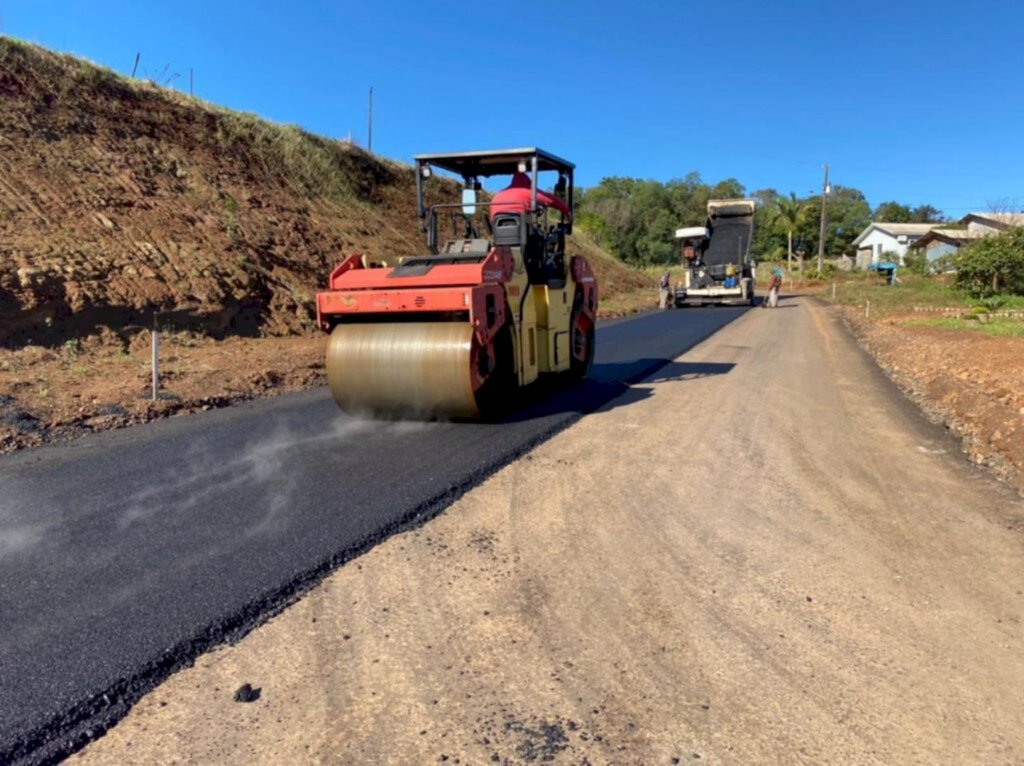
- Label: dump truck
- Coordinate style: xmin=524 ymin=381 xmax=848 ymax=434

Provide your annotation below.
xmin=315 ymin=148 xmax=598 ymax=419
xmin=674 ymin=199 xmax=756 ymax=307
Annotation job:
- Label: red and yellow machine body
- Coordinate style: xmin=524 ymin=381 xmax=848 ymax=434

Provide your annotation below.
xmin=316 ymin=243 xmax=597 ymax=418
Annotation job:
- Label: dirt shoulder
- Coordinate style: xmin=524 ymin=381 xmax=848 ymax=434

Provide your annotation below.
xmin=839 ymin=306 xmax=1024 ymax=493
xmin=0 ymin=332 xmax=325 ymax=452
xmin=75 ymin=298 xmax=1024 ymax=765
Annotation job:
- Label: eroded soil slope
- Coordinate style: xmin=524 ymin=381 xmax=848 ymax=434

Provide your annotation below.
xmin=0 ymin=38 xmax=434 ymax=346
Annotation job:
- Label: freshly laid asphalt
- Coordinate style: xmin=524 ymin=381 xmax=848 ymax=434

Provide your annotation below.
xmin=0 ymin=306 xmax=745 ymax=764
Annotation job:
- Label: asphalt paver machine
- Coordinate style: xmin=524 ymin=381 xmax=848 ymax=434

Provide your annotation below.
xmin=674 ymin=199 xmax=756 ymax=307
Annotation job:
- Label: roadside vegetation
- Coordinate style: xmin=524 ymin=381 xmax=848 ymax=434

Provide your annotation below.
xmin=904 ymin=316 xmax=1024 ymax=338
xmin=817 ymin=225 xmax=1024 ymax=328
xmin=827 ymin=225 xmax=1024 ymax=491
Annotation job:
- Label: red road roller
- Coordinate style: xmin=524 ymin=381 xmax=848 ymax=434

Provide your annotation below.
xmin=315 ymin=148 xmax=598 ymax=418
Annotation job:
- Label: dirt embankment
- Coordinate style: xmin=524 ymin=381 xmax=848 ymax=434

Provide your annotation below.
xmin=0 ymin=40 xmax=429 ymax=346
xmin=841 ymin=308 xmax=1024 ymax=493
xmin=0 ymin=37 xmax=653 ymax=452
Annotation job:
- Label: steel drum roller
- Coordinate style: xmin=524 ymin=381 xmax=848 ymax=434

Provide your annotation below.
xmin=327 ymin=322 xmax=480 ymax=417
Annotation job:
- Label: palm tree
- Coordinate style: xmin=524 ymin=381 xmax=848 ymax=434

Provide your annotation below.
xmin=775 ymin=193 xmax=807 ymax=273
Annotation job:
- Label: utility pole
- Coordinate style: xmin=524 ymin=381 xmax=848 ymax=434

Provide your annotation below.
xmin=817 ymin=163 xmax=830 ymax=273
xmin=367 ymin=87 xmax=373 ymax=153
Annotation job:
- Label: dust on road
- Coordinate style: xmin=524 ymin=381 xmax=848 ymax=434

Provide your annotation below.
xmin=75 ymin=298 xmax=1024 ymax=765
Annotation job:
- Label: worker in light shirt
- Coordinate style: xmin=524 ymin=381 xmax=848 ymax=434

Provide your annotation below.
xmin=659 ymin=271 xmax=671 ymax=309
xmin=764 ymin=265 xmax=783 ymax=308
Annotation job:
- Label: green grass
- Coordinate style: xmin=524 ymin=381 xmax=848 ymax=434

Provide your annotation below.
xmin=818 ymin=272 xmax=1024 ymax=316
xmin=979 ymin=294 xmax=1024 ymax=310
xmin=903 ymin=316 xmax=1024 ymax=338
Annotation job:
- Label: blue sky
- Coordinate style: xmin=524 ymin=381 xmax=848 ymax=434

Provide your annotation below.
xmin=3 ymin=0 xmax=1022 ymax=216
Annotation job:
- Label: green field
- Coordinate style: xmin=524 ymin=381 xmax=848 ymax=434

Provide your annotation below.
xmin=819 ymin=271 xmax=1024 ymax=318
xmin=903 ymin=315 xmax=1024 ymax=338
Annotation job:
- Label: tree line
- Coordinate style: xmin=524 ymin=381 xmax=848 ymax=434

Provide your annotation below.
xmin=575 ymin=173 xmax=945 ymax=270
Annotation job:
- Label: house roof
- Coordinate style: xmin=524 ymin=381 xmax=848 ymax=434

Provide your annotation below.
xmin=915 ymin=227 xmax=985 ymax=248
xmin=959 ymin=212 xmax=1024 ymax=228
xmin=851 ymin=222 xmax=939 ymax=247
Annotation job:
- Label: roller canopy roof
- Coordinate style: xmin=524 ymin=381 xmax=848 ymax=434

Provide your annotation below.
xmin=414 ymin=148 xmax=574 ymax=177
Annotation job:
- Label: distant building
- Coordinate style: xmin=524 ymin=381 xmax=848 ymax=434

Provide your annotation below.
xmin=851 ymin=223 xmax=939 ymax=268
xmin=914 ymin=212 xmax=1024 ymax=265
xmin=913 ymin=228 xmax=983 ymax=264
xmin=961 ymin=211 xmax=1024 ymax=233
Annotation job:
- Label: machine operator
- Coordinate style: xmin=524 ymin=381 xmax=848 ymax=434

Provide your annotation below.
xmin=490 ymin=172 xmax=571 ymax=221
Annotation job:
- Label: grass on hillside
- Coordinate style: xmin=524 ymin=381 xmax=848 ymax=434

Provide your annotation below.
xmin=568 ymin=230 xmax=655 ymax=315
xmin=0 ymin=35 xmax=397 ymax=204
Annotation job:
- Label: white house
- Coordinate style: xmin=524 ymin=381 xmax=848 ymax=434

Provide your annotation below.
xmin=851 ymin=222 xmax=939 ymax=268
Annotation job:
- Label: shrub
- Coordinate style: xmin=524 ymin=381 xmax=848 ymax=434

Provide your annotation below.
xmin=903 ymin=248 xmax=929 ymax=275
xmin=979 ymin=296 xmax=1007 ymax=312
xmin=931 ymin=252 xmax=958 ymax=274
xmin=954 ymin=227 xmax=1024 ymax=297
xmin=803 ymin=263 xmax=837 ymax=281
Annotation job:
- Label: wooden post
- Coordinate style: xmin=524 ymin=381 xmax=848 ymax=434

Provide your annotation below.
xmin=817 ymin=164 xmax=830 ymax=273
xmin=151 ymin=330 xmax=160 ymax=400
xmin=367 ymin=87 xmax=373 ymax=152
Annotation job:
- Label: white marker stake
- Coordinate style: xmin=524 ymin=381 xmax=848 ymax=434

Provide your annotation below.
xmin=151 ymin=330 xmax=160 ymax=401
xmin=832 ymin=282 xmax=836 ymax=301
xmin=865 ymin=301 xmax=870 ymax=319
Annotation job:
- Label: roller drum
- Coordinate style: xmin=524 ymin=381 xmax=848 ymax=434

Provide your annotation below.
xmin=327 ymin=322 xmax=480 ymax=418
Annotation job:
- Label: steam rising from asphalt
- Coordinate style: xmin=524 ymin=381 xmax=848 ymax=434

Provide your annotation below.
xmin=0 ymin=416 xmax=438 ymax=560
xmin=0 ymin=521 xmax=43 ymax=558
xmin=116 ymin=415 xmax=438 ymax=535
xmin=0 ymin=486 xmax=50 ymax=559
